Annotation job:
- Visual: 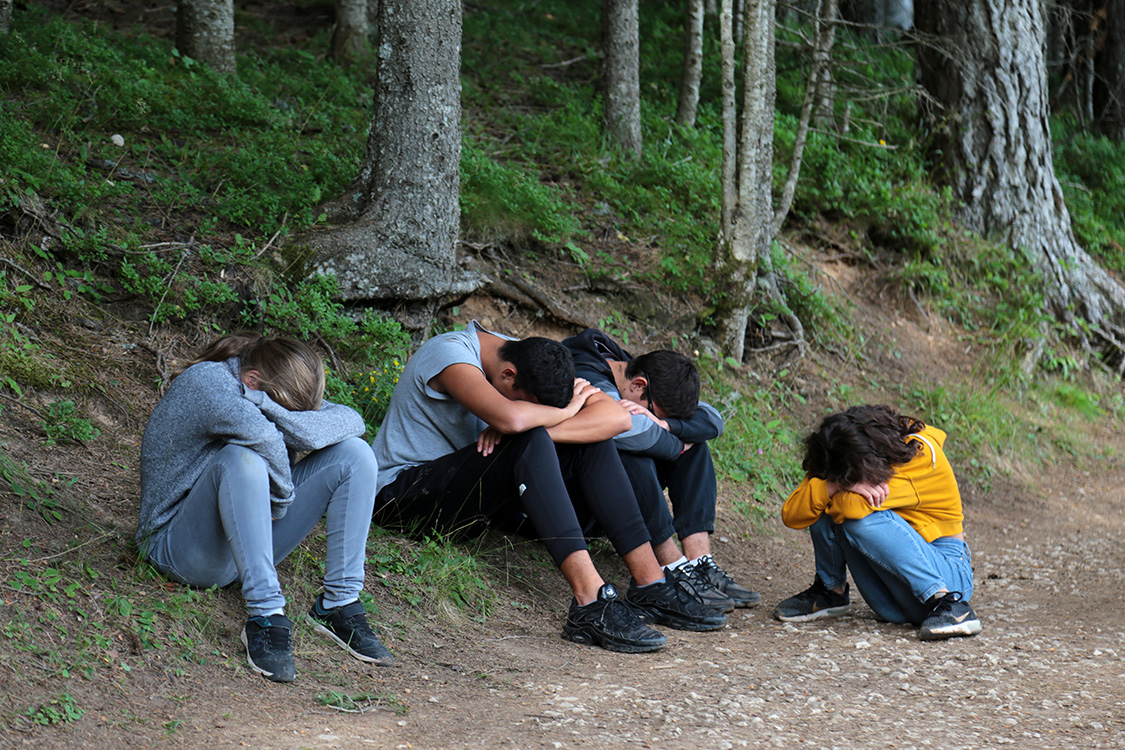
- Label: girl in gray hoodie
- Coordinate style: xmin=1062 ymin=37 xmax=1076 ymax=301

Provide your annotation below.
xmin=137 ymin=333 xmax=391 ymax=682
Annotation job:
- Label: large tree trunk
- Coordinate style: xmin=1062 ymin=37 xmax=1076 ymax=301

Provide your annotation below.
xmin=676 ymin=0 xmax=706 ymax=127
xmin=602 ymin=0 xmax=642 ymax=157
xmin=306 ymin=0 xmax=477 ymax=303
xmin=1094 ymin=0 xmax=1125 ymax=140
xmin=715 ymin=0 xmax=777 ymax=361
xmin=175 ymin=0 xmax=236 ymax=74
xmin=917 ymin=0 xmax=1125 ymax=365
xmin=330 ymin=0 xmax=370 ymax=65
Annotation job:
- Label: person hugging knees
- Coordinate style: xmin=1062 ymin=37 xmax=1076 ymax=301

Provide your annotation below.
xmin=561 ymin=329 xmax=761 ymax=613
xmin=136 ymin=332 xmax=392 ymax=683
xmin=773 ymin=404 xmax=982 ymax=641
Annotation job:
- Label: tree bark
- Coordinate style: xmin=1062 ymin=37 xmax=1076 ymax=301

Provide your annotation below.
xmin=676 ymin=0 xmax=706 ymax=127
xmin=602 ymin=0 xmax=643 ymax=157
xmin=0 ymin=0 xmax=12 ymax=36
xmin=330 ymin=0 xmax=370 ymax=65
xmin=715 ymin=0 xmax=777 ymax=361
xmin=305 ymin=0 xmax=477 ymax=303
xmin=917 ymin=0 xmax=1125 ymax=364
xmin=175 ymin=0 xmax=236 ymax=75
xmin=1094 ymin=0 xmax=1125 ymax=140
xmin=773 ymin=0 xmax=838 ymax=236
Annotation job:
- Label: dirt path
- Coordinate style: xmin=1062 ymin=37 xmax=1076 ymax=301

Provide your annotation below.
xmin=35 ymin=458 xmax=1116 ymax=750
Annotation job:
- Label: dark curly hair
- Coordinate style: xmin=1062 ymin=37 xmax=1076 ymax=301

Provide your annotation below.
xmin=802 ymin=405 xmax=926 ymax=486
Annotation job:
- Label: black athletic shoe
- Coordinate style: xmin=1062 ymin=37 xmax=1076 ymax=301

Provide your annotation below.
xmin=306 ymin=596 xmax=395 ymax=665
xmin=688 ymin=556 xmax=763 ymax=608
xmin=625 ymin=577 xmax=728 ymax=632
xmin=772 ymin=577 xmax=851 ymax=622
xmin=666 ymin=564 xmax=735 ymax=613
xmin=563 ymin=583 xmax=667 ymax=653
xmin=241 ymin=614 xmax=296 ymax=683
xmin=919 ymin=592 xmax=982 ymax=641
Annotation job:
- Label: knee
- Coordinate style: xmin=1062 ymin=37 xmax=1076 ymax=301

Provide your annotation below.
xmin=215 ymin=444 xmax=270 ymax=485
xmin=339 ymin=436 xmax=378 ymax=483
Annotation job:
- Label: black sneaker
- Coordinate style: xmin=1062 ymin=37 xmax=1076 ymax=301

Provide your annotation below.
xmin=772 ymin=577 xmax=851 ymax=622
xmin=306 ymin=596 xmax=395 ymax=666
xmin=241 ymin=614 xmax=296 ymax=683
xmin=920 ymin=592 xmax=982 ymax=641
xmin=688 ymin=556 xmax=762 ymax=608
xmin=666 ymin=564 xmax=735 ymax=612
xmin=625 ymin=577 xmax=727 ymax=632
xmin=563 ymin=583 xmax=667 ymax=653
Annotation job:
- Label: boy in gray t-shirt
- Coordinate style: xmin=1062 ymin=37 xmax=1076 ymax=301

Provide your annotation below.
xmin=372 ymin=322 xmax=727 ymax=653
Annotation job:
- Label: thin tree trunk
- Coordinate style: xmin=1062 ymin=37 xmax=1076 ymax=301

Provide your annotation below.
xmin=917 ymin=0 xmax=1125 ymax=365
xmin=715 ymin=0 xmax=777 ymax=361
xmin=330 ymin=0 xmax=369 ymax=64
xmin=676 ymin=0 xmax=706 ymax=127
xmin=306 ymin=0 xmax=477 ymax=302
xmin=773 ymin=0 xmax=838 ymax=236
xmin=602 ymin=0 xmax=643 ymax=157
xmin=175 ymin=0 xmax=236 ymax=74
xmin=0 ymin=0 xmax=12 ymax=36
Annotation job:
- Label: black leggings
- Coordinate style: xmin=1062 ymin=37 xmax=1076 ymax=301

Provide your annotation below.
xmin=373 ymin=427 xmax=651 ymax=567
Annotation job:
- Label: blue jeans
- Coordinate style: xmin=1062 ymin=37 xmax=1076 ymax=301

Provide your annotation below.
xmin=145 ymin=437 xmax=377 ymax=617
xmin=809 ymin=511 xmax=975 ymax=625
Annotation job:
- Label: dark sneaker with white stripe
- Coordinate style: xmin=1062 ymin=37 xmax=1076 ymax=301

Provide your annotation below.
xmin=306 ymin=596 xmax=395 ymax=665
xmin=687 ymin=556 xmax=762 ymax=608
xmin=241 ymin=614 xmax=296 ymax=683
xmin=563 ymin=583 xmax=667 ymax=653
xmin=772 ymin=577 xmax=851 ymax=622
xmin=625 ymin=577 xmax=727 ymax=632
xmin=920 ymin=592 xmax=982 ymax=641
xmin=666 ymin=564 xmax=735 ymax=612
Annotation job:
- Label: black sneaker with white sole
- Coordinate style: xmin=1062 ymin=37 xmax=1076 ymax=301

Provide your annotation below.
xmin=563 ymin=583 xmax=667 ymax=653
xmin=919 ymin=592 xmax=982 ymax=641
xmin=306 ymin=596 xmax=395 ymax=666
xmin=241 ymin=614 xmax=296 ymax=683
xmin=772 ymin=577 xmax=851 ymax=622
xmin=625 ymin=577 xmax=727 ymax=632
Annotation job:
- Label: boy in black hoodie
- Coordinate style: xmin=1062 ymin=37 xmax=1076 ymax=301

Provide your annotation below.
xmin=561 ymin=329 xmax=761 ymax=610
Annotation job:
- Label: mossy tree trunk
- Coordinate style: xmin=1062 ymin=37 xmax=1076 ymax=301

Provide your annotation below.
xmin=715 ymin=0 xmax=776 ymax=362
xmin=304 ymin=0 xmax=477 ymax=303
xmin=175 ymin=0 xmax=236 ymax=74
xmin=602 ymin=0 xmax=642 ymax=157
xmin=917 ymin=0 xmax=1125 ymax=366
xmin=330 ymin=0 xmax=369 ymax=65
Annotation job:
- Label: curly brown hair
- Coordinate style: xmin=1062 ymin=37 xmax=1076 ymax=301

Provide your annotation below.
xmin=802 ymin=404 xmax=926 ymax=486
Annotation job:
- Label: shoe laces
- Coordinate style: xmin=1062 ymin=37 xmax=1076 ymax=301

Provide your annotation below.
xmin=695 ymin=557 xmax=735 ymax=586
xmin=248 ymin=618 xmax=291 ymax=653
xmin=930 ymin=591 xmax=964 ymax=615
xmin=599 ymin=596 xmax=644 ymax=631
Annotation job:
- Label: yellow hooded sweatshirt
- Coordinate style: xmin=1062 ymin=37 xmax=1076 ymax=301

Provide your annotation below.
xmin=781 ymin=425 xmax=963 ymax=543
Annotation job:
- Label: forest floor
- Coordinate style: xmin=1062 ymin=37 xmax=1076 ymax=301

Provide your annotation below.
xmin=2 ymin=241 xmax=1124 ymax=750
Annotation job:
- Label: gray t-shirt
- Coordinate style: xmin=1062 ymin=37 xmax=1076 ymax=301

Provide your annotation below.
xmin=373 ymin=321 xmax=512 ymax=493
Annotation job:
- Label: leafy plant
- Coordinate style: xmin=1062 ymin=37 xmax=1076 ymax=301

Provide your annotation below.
xmin=22 ymin=692 xmax=84 ymax=726
xmin=39 ymin=399 xmax=100 ymax=445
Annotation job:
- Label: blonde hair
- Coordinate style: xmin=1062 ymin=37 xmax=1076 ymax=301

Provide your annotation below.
xmin=179 ymin=332 xmax=325 ymax=411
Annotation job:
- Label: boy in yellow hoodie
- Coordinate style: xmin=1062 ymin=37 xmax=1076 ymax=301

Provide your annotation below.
xmin=773 ymin=405 xmax=981 ymax=640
